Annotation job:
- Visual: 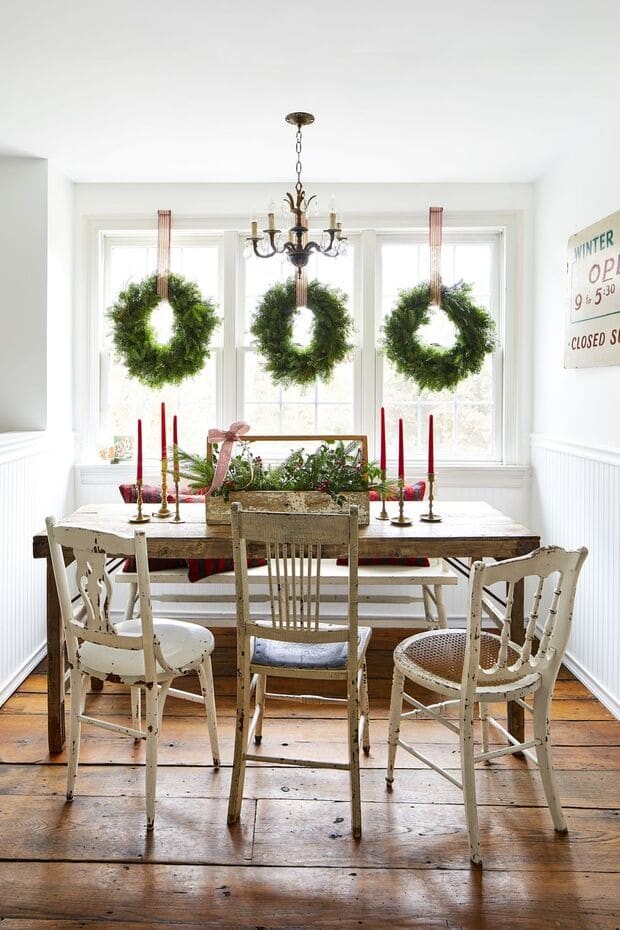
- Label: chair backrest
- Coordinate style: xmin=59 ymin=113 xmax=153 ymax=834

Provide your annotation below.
xmin=230 ymin=503 xmax=359 ymax=645
xmin=464 ymin=545 xmax=588 ymax=693
xmin=45 ymin=518 xmax=166 ymax=682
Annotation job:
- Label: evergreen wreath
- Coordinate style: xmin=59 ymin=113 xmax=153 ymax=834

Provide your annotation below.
xmin=250 ymin=278 xmax=354 ymax=387
xmin=109 ymin=273 xmax=219 ymax=389
xmin=382 ymin=281 xmax=496 ymax=392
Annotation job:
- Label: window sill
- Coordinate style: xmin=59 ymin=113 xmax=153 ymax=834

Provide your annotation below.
xmin=76 ymin=461 xmax=529 ymax=489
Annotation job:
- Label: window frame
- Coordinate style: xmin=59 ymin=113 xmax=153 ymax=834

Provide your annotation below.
xmin=78 ymin=211 xmax=522 ymax=472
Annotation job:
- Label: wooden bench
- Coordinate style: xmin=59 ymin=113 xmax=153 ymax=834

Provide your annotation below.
xmin=116 ymin=558 xmax=458 ymax=628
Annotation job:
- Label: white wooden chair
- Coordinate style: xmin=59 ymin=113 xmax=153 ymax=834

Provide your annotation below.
xmin=45 ymin=518 xmax=220 ymax=830
xmin=386 ymin=545 xmax=588 ymax=865
xmin=227 ymin=503 xmax=369 ymax=838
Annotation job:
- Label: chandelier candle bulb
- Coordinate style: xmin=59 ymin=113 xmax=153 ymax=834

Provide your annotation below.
xmin=251 ymin=219 xmax=258 ymax=238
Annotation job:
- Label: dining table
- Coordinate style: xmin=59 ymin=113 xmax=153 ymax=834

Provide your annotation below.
xmin=32 ymin=499 xmax=540 ymax=754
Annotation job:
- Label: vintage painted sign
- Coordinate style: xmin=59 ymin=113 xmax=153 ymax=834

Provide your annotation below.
xmin=566 ymin=209 xmax=620 ymax=368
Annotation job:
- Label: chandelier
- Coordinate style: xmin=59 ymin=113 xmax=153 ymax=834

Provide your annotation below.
xmin=246 ymin=112 xmax=347 ymax=305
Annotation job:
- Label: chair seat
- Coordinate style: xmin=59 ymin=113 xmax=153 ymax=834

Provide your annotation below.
xmin=252 ymin=626 xmax=372 ymax=670
xmin=394 ymin=629 xmax=540 ymax=694
xmin=77 ymin=619 xmax=214 ymax=682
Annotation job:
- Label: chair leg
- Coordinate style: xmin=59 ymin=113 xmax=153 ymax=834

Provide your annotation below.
xmin=422 ymin=586 xmax=435 ymax=628
xmin=479 ymin=701 xmax=490 ymax=756
xmin=460 ymin=699 xmax=482 ymax=865
xmin=145 ymin=685 xmax=159 ymax=831
xmin=360 ymin=662 xmax=370 ymax=755
xmin=347 ymin=668 xmax=362 ymax=839
xmin=157 ymin=681 xmax=171 ymax=731
xmin=386 ymin=667 xmax=404 ymax=789
xmin=227 ymin=652 xmax=251 ymax=825
xmin=434 ymin=585 xmax=448 ymax=629
xmin=66 ymin=669 xmax=85 ymax=801
xmin=533 ymin=687 xmax=567 ymax=833
xmin=131 ymin=686 xmax=142 ymax=742
xmin=123 ymin=582 xmax=138 ymax=621
xmin=198 ymin=659 xmax=220 ymax=767
xmin=254 ymin=674 xmax=266 ymax=745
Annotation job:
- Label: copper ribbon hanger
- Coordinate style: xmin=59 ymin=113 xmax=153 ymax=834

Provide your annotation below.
xmin=429 ymin=206 xmax=443 ymax=307
xmin=156 ymin=209 xmax=172 ymax=300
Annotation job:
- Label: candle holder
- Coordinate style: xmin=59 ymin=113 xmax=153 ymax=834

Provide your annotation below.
xmin=420 ymin=472 xmax=442 ymax=523
xmin=171 ymin=476 xmax=184 ymax=524
xmin=129 ymin=479 xmax=151 ymax=524
xmin=376 ymin=469 xmax=390 ymax=521
xmin=390 ymin=481 xmax=412 ymax=526
xmin=153 ymin=458 xmax=172 ymax=519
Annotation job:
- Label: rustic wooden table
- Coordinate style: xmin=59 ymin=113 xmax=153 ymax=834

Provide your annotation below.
xmin=33 ymin=500 xmax=540 ymax=754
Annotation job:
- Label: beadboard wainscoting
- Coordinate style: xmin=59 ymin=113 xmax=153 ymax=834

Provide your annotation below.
xmin=0 ymin=432 xmax=74 ymax=705
xmin=77 ymin=463 xmax=530 ymax=628
xmin=531 ymin=435 xmax=620 ymax=718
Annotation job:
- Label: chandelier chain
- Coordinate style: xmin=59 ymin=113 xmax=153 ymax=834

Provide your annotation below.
xmin=295 ymin=125 xmax=303 ymax=195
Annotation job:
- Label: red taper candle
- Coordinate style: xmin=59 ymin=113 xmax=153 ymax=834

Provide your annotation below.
xmin=160 ymin=402 xmax=167 ymax=460
xmin=398 ymin=418 xmax=405 ymax=481
xmin=380 ymin=406 xmax=386 ymax=472
xmin=173 ymin=414 xmax=179 ymax=480
xmin=136 ymin=419 xmax=143 ymax=482
xmin=428 ymin=414 xmax=435 ymax=474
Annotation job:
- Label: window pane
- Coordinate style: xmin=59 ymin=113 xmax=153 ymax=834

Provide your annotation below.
xmin=102 ymin=240 xmax=220 ymax=460
xmin=380 ymin=238 xmax=498 ymax=461
xmin=242 ymin=239 xmax=356 ymax=434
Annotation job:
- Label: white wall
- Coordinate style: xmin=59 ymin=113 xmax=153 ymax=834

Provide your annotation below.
xmin=0 ymin=158 xmax=75 ymax=704
xmin=531 ymin=125 xmax=620 ymax=716
xmin=0 ymin=158 xmax=48 ymax=430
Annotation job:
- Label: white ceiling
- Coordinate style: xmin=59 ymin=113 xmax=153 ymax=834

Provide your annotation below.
xmin=0 ymin=0 xmax=618 ymax=183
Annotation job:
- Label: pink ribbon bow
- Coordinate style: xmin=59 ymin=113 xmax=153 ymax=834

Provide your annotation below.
xmin=205 ymin=421 xmax=251 ymax=498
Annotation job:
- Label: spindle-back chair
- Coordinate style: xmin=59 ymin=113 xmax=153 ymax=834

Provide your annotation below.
xmin=386 ymin=545 xmax=588 ymax=864
xmin=227 ymin=504 xmax=370 ymax=837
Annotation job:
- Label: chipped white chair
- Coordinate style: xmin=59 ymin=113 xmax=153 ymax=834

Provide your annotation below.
xmin=45 ymin=518 xmax=220 ymax=829
xmin=227 ymin=503 xmax=370 ymax=838
xmin=386 ymin=545 xmax=588 ymax=865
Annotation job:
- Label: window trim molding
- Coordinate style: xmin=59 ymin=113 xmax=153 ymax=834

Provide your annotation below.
xmin=77 ymin=209 xmax=528 ymax=468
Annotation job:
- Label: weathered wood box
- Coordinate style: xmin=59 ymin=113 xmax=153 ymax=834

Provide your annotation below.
xmin=206 ymin=490 xmax=370 ymax=526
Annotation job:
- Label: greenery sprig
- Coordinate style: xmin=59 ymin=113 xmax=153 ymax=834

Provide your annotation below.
xmin=178 ymin=440 xmax=394 ymax=507
xmin=108 ymin=273 xmax=219 ymax=389
xmin=382 ymin=281 xmax=496 ymax=392
xmin=250 ymin=278 xmax=354 ymax=387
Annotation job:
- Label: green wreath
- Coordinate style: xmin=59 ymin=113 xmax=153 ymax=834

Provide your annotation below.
xmin=108 ymin=273 xmax=219 ymax=389
xmin=251 ymin=278 xmax=354 ymax=387
xmin=382 ymin=281 xmax=496 ymax=392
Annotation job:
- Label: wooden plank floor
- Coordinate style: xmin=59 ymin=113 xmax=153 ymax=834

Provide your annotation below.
xmin=0 ymin=629 xmax=619 ymax=929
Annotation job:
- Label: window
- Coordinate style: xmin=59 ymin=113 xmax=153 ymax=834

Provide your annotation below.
xmin=240 ymin=237 xmax=358 ymax=436
xmin=100 ymin=235 xmax=221 ymax=459
xmin=378 ymin=234 xmax=501 ymax=462
xmin=91 ymin=221 xmax=507 ymax=467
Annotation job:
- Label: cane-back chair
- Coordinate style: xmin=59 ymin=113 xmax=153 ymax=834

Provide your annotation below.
xmin=386 ymin=545 xmax=588 ymax=865
xmin=227 ymin=503 xmax=370 ymax=838
xmin=46 ymin=518 xmax=220 ymax=829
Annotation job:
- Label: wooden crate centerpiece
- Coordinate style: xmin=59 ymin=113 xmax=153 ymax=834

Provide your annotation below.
xmin=202 ymin=434 xmax=372 ymax=526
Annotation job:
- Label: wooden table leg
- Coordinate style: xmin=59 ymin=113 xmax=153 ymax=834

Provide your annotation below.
xmin=46 ymin=556 xmax=66 ymax=754
xmin=507 ymin=576 xmax=525 ymax=743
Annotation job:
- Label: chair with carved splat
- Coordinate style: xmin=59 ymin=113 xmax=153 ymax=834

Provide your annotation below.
xmin=45 ymin=518 xmax=220 ymax=829
xmin=386 ymin=545 xmax=588 ymax=865
xmin=227 ymin=503 xmax=370 ymax=838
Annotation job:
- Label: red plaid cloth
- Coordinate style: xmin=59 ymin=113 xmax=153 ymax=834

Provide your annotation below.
xmin=119 ymin=483 xmax=204 ymax=504
xmin=122 ymin=556 xmax=267 ymax=581
xmin=369 ymin=480 xmax=426 ymax=502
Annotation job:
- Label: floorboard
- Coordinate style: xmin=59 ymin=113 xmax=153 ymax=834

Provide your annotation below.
xmin=0 ymin=652 xmax=618 ymax=929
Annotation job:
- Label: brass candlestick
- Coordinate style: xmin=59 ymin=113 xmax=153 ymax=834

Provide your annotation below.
xmin=420 ymin=472 xmax=442 ymax=523
xmin=153 ymin=457 xmax=172 ymax=519
xmin=172 ymin=476 xmax=184 ymax=523
xmin=390 ymin=481 xmax=412 ymax=526
xmin=376 ymin=468 xmax=389 ymax=520
xmin=129 ymin=479 xmax=150 ymax=524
